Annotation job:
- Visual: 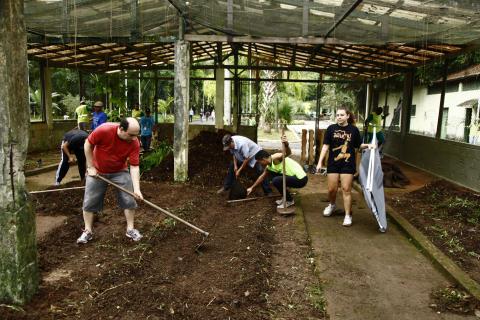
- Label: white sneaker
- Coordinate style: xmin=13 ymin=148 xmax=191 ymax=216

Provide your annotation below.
xmin=323 ymin=204 xmax=336 ymax=217
xmin=343 ymin=214 xmax=352 ymax=227
xmin=277 ymin=200 xmax=294 ymax=209
xmin=275 ymin=199 xmax=293 ymax=205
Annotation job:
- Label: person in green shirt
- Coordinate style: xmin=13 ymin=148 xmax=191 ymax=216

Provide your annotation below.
xmin=247 ymin=137 xmax=308 ymax=209
xmin=131 ymin=103 xmax=143 ymax=119
xmin=365 ymin=107 xmax=386 ymax=145
xmin=75 ymin=100 xmax=90 ymax=131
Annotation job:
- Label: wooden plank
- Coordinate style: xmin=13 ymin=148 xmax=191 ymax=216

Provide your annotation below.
xmin=183 ymin=34 xmax=349 ymax=45
xmin=301 ymin=129 xmax=307 ymax=164
xmin=308 ymin=129 xmax=314 ymax=165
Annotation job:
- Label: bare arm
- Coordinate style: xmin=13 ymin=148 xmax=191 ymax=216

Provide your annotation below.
xmin=236 ymin=157 xmax=251 ymax=177
xmin=61 ymin=141 xmax=74 ymax=163
xmin=129 ymin=165 xmax=143 ymax=200
xmin=316 ymin=144 xmax=329 ymax=172
xmin=84 ymin=139 xmax=97 ymax=176
xmin=247 ymin=168 xmax=268 ymax=195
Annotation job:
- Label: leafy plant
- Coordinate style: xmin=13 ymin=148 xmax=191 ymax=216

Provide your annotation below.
xmin=139 ymin=142 xmax=172 ymax=173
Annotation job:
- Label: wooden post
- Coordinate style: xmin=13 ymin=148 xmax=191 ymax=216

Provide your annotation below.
xmin=173 ymin=20 xmax=190 ymax=182
xmin=215 ymin=68 xmax=225 ymax=129
xmin=301 ymin=129 xmax=307 ymax=164
xmin=435 ymin=60 xmax=449 ymax=139
xmin=308 ymin=129 xmax=314 ymax=165
xmin=401 ymin=71 xmax=414 ymax=138
xmin=0 ymin=0 xmax=39 ymax=304
xmin=42 ymin=66 xmax=53 ymax=129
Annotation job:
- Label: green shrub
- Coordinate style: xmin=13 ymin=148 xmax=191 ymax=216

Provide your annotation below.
xmin=140 ymin=142 xmax=172 ymax=173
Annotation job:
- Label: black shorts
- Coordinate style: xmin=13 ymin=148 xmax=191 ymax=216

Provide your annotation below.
xmin=326 ymin=164 xmax=356 ymax=175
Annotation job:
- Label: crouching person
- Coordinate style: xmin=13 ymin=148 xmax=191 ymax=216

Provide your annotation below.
xmin=247 ymin=147 xmax=308 ymax=209
xmin=77 ymin=118 xmax=144 ymax=244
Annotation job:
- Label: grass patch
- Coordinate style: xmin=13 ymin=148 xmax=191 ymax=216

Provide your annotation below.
xmin=308 ymin=284 xmax=327 ymax=315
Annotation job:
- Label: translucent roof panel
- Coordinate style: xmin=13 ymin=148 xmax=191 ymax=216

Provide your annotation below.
xmin=25 ymin=0 xmax=179 ymax=40
xmin=25 ymin=0 xmax=480 ymax=45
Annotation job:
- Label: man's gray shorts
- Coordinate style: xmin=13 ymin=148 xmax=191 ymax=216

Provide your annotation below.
xmin=83 ymin=171 xmax=137 ymax=212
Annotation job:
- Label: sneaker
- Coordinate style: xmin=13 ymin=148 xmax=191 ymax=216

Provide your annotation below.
xmin=323 ymin=204 xmax=336 ymax=217
xmin=77 ymin=230 xmax=93 ymax=244
xmin=126 ymin=229 xmax=143 ymax=241
xmin=277 ymin=200 xmax=294 ymax=209
xmin=276 ymin=199 xmax=294 ymax=206
xmin=343 ymin=214 xmax=352 ymax=227
xmin=54 ymin=182 xmax=60 ymax=186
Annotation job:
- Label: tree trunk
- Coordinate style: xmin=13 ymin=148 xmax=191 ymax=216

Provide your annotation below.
xmin=0 ymin=0 xmax=39 ymax=304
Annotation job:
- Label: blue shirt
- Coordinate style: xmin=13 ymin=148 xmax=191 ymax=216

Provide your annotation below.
xmin=140 ymin=116 xmax=155 ymax=136
xmin=91 ymin=111 xmax=107 ymax=130
xmin=230 ymin=135 xmax=261 ymax=168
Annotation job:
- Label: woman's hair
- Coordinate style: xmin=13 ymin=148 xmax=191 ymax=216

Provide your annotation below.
xmin=337 ymin=106 xmax=356 ymax=125
xmin=254 ymin=149 xmax=271 ymax=161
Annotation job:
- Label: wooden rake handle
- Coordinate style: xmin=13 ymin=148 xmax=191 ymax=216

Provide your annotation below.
xmin=95 ymin=174 xmax=209 ymax=237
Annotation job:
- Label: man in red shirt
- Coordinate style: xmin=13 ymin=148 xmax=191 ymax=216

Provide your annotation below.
xmin=77 ymin=118 xmax=144 ymax=244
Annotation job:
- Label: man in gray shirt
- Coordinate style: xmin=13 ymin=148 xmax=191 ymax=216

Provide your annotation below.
xmin=218 ymin=134 xmax=272 ymax=195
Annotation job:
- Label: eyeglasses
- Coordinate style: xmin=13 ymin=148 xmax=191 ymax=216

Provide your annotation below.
xmin=127 ymin=132 xmax=139 ymax=137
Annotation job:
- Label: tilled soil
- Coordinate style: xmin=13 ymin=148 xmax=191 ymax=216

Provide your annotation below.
xmin=3 ymin=131 xmax=324 ymax=319
xmin=388 ymin=180 xmax=480 ymax=285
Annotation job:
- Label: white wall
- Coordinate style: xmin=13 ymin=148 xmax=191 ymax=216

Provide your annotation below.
xmin=378 ymin=82 xmax=480 ymax=144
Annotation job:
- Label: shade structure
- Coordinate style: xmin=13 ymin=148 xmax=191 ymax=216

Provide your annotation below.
xmin=359 ymin=129 xmax=387 ymax=232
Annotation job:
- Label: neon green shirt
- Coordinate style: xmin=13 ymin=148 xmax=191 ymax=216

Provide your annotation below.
xmin=367 ymin=113 xmax=383 ymax=133
xmin=75 ymin=105 xmax=90 ymax=123
xmin=268 ymin=157 xmax=306 ymax=179
xmin=132 ymin=109 xmax=142 ymax=119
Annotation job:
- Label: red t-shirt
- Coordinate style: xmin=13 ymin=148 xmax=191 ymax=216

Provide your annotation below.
xmin=88 ymin=123 xmax=140 ymax=174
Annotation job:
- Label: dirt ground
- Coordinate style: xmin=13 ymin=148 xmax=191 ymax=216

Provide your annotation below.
xmin=387 ymin=179 xmax=480 ymax=314
xmin=387 ymin=180 xmax=480 ymax=284
xmin=3 ymin=131 xmax=324 ymax=319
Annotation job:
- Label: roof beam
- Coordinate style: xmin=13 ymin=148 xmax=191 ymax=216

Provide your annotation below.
xmin=324 ymin=0 xmax=364 ymax=38
xmin=183 ymin=34 xmax=348 ymax=45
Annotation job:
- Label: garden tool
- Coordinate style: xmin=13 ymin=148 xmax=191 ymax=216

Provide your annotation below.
xmin=277 ymin=126 xmax=296 ymax=216
xmin=226 ymin=194 xmax=281 ymax=205
xmin=95 ymin=175 xmax=210 ymax=241
xmin=29 ymin=186 xmax=85 ymax=194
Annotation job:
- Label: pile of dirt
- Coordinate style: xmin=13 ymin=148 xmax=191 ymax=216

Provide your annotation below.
xmin=388 ymin=179 xmax=480 ymax=285
xmin=381 ymin=160 xmax=410 ymax=188
xmin=144 ymin=130 xmax=259 ymax=190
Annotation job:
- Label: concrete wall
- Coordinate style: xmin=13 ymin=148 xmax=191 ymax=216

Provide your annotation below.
xmin=384 ymin=132 xmax=480 ymax=192
xmin=29 ymin=120 xmax=77 ymax=153
xmin=379 ymin=84 xmax=480 ymax=143
xmin=156 ymin=124 xmax=257 ymax=144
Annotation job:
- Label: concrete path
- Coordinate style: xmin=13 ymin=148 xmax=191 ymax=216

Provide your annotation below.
xmin=27 ymin=164 xmax=79 ymax=240
xmin=300 ymin=174 xmax=475 ymax=320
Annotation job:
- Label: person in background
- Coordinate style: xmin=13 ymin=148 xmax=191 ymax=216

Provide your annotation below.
xmin=189 ymin=108 xmax=194 ymax=122
xmin=75 ymin=100 xmax=90 ymax=131
xmin=77 ymin=118 xmax=143 ymax=244
xmin=91 ymin=101 xmax=107 ymax=131
xmin=247 ymin=138 xmax=308 ymax=208
xmin=140 ymin=108 xmax=155 ymax=151
xmin=365 ymin=106 xmax=386 ymax=147
xmin=218 ymin=134 xmax=272 ymax=195
xmin=131 ymin=103 xmax=142 ymax=119
xmin=55 ymin=128 xmax=88 ymax=186
xmin=316 ymin=106 xmax=375 ymax=227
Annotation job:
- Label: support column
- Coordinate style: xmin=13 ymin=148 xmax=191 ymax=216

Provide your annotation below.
xmin=401 ymin=71 xmax=414 ymax=138
xmin=0 ymin=0 xmax=39 ymax=304
xmin=215 ymin=68 xmax=225 ymax=129
xmin=42 ymin=67 xmax=53 ymax=129
xmin=173 ymin=40 xmax=190 ymax=182
xmin=232 ymin=47 xmax=240 ymax=133
xmin=365 ymin=82 xmax=372 ymax=119
xmin=435 ymin=60 xmax=449 ymax=139
xmin=314 ymin=74 xmax=323 ymax=164
xmin=224 ymin=69 xmax=231 ymax=125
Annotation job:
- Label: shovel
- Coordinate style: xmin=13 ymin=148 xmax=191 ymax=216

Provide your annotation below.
xmin=277 ymin=126 xmax=296 ymax=216
xmin=95 ymin=175 xmax=209 ymax=245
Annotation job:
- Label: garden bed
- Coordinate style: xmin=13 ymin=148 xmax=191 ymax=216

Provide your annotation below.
xmin=3 ymin=131 xmax=324 ymax=319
